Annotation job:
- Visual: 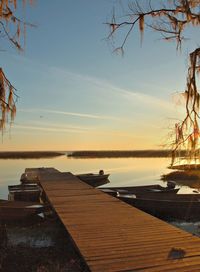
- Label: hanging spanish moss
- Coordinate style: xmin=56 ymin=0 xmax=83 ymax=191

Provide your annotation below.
xmin=107 ymin=0 xmax=200 ymax=166
xmin=0 ymin=0 xmax=34 ymax=132
xmin=0 ymin=68 xmax=17 ymax=131
xmin=171 ymin=48 xmax=200 ymax=165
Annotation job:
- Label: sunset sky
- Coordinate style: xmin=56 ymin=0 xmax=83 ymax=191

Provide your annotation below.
xmin=1 ymin=0 xmax=198 ymax=151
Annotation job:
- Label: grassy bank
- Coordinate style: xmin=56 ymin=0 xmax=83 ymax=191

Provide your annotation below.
xmin=0 ymin=151 xmax=64 ymax=159
xmin=68 ymin=150 xmax=183 ymax=158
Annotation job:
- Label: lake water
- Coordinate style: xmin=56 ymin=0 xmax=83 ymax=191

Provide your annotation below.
xmin=0 ymin=155 xmax=196 ymax=199
xmin=1 ymin=155 xmax=200 ymax=236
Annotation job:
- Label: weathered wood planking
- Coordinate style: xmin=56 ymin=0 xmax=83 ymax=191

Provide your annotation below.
xmin=27 ymin=168 xmax=200 ymax=272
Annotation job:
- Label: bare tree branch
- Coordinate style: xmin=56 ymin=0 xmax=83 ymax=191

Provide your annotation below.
xmin=106 ymin=0 xmax=200 ymax=165
xmin=0 ymin=0 xmax=34 ymax=133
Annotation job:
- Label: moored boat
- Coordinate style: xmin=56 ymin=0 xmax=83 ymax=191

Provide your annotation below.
xmin=0 ymin=199 xmax=44 ymax=221
xmin=116 ymin=193 xmax=200 ymax=221
xmin=20 ymin=173 xmax=39 ymax=184
xmin=76 ymin=171 xmax=110 ymax=187
xmin=8 ymin=184 xmax=42 ymax=202
xmin=8 ymin=184 xmax=40 ymax=191
xmin=100 ymin=183 xmax=179 ymax=197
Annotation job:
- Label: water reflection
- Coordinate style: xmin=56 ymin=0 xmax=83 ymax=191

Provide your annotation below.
xmin=0 ymin=156 xmax=200 ymax=199
xmin=1 ymin=156 xmax=200 ymax=237
xmin=169 ymin=178 xmax=200 ymax=191
xmin=0 ymin=156 xmax=194 ymax=199
xmin=162 ymin=169 xmax=200 ymax=193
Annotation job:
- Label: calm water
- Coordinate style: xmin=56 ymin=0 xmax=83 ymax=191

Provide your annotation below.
xmin=0 ymin=155 xmax=195 ymax=199
xmin=1 ymin=155 xmax=200 ymax=236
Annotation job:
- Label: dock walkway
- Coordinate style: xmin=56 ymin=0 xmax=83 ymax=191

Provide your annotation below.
xmin=25 ymin=168 xmax=200 ymax=271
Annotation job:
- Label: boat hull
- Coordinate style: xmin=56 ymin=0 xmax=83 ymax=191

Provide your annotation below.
xmin=118 ymin=195 xmax=200 ymax=221
xmin=0 ymin=200 xmax=44 ymax=221
xmin=8 ymin=184 xmax=42 ymax=202
xmin=101 ymin=184 xmax=179 ymax=197
xmin=8 ymin=191 xmax=41 ymax=202
xmin=76 ymin=174 xmax=110 ymax=187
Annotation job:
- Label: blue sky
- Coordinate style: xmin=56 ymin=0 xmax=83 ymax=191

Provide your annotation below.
xmin=1 ymin=0 xmax=198 ymax=151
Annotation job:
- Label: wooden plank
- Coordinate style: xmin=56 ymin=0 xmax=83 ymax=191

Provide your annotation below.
xmin=34 ymin=168 xmax=200 ymax=272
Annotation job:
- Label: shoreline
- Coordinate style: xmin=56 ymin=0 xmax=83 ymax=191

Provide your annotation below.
xmin=0 ymin=151 xmax=65 ymax=159
xmin=68 ymin=150 xmax=180 ymax=158
xmin=0 ymin=150 xmax=187 ymax=159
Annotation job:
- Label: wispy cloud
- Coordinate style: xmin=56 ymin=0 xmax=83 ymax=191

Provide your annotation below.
xmin=14 ymin=55 xmax=175 ymax=113
xmin=15 ymin=56 xmax=174 ymax=112
xmin=13 ymin=123 xmax=140 ymax=137
xmin=27 ymin=120 xmax=95 ymax=131
xmin=13 ymin=124 xmax=89 ymax=134
xmin=19 ymin=108 xmax=124 ymax=121
xmin=51 ymin=66 xmax=175 ymax=112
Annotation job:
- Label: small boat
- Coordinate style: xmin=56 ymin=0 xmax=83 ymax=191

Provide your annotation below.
xmin=100 ymin=183 xmax=179 ymax=197
xmin=8 ymin=184 xmax=42 ymax=202
xmin=116 ymin=193 xmax=200 ymax=221
xmin=76 ymin=170 xmax=110 ymax=187
xmin=20 ymin=168 xmax=61 ymax=184
xmin=20 ymin=173 xmax=39 ymax=184
xmin=0 ymin=199 xmax=44 ymax=221
xmin=8 ymin=184 xmax=40 ymax=191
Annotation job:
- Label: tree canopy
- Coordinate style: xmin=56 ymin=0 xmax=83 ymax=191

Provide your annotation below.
xmin=0 ymin=0 xmax=33 ymax=132
xmin=107 ymin=0 xmax=200 ymax=166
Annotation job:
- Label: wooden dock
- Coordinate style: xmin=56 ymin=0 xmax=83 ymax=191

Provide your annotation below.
xmin=26 ymin=168 xmax=200 ymax=271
